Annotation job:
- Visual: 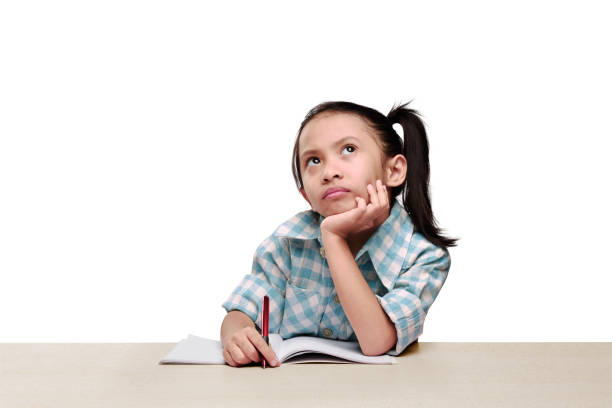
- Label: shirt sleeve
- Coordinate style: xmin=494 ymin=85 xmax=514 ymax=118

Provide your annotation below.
xmin=375 ymin=234 xmax=451 ymax=356
xmin=221 ymin=234 xmax=291 ymax=333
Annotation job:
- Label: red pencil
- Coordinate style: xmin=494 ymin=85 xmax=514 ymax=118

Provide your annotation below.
xmin=261 ymin=295 xmax=269 ymax=369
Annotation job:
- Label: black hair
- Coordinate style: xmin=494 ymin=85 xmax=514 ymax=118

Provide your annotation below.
xmin=291 ymin=100 xmax=458 ymax=250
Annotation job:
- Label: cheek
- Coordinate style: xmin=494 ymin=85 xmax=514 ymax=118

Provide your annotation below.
xmin=303 ymin=184 xmax=317 ymax=201
xmin=357 ymin=187 xmax=370 ymax=200
xmin=355 ymin=177 xmax=377 ymax=199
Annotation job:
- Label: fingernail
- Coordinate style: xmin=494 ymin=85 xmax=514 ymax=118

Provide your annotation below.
xmin=273 ymin=359 xmax=280 ymax=366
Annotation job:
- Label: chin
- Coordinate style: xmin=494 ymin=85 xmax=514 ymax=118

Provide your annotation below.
xmin=317 ymin=202 xmax=354 ymax=217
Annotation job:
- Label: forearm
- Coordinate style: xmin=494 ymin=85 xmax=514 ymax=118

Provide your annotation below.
xmin=321 ymin=232 xmax=397 ymax=356
xmin=220 ymin=310 xmax=256 ymax=347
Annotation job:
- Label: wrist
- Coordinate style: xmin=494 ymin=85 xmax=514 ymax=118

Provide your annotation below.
xmin=221 ymin=310 xmax=255 ymax=346
xmin=321 ymin=228 xmax=348 ymax=248
xmin=321 ymin=226 xmax=343 ymax=240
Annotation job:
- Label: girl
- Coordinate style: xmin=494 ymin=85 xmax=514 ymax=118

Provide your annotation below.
xmin=220 ymin=100 xmax=458 ymax=367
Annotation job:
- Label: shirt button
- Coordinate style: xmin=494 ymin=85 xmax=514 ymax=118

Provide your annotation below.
xmin=322 ymin=328 xmax=333 ymax=338
xmin=319 ymin=246 xmax=326 ymax=259
xmin=334 ymin=295 xmax=340 ymax=303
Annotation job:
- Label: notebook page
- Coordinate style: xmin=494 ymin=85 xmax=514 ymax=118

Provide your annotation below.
xmin=273 ymin=334 xmax=396 ymax=364
xmin=159 ymin=335 xmax=225 ymax=364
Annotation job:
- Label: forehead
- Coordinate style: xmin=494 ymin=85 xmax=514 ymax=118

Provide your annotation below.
xmin=299 ymin=112 xmax=375 ymax=154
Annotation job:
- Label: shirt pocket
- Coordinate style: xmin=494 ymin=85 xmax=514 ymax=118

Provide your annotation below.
xmin=279 ymin=282 xmax=325 ymax=338
xmin=287 ymin=242 xmax=325 ymax=290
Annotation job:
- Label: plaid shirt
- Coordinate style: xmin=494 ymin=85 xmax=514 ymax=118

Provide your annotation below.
xmin=221 ymin=197 xmax=451 ymax=356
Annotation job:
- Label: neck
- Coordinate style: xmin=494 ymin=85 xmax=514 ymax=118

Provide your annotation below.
xmin=346 ymin=228 xmax=375 ymax=259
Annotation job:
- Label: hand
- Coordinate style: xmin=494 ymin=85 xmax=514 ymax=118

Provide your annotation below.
xmin=222 ymin=326 xmax=280 ymax=367
xmin=320 ymin=179 xmax=390 ymax=240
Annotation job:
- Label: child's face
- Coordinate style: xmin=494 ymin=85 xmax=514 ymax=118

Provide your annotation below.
xmin=298 ymin=112 xmax=392 ymax=217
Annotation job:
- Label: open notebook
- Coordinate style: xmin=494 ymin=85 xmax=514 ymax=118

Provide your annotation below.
xmin=159 ymin=333 xmax=397 ymax=365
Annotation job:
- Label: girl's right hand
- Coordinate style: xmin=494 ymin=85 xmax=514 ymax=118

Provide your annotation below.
xmin=222 ymin=326 xmax=280 ymax=367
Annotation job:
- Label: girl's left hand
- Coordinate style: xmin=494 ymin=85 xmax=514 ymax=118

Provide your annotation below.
xmin=320 ymin=179 xmax=390 ymax=240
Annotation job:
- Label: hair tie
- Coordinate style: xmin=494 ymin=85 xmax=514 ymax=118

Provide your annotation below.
xmin=391 ymin=122 xmax=404 ymax=139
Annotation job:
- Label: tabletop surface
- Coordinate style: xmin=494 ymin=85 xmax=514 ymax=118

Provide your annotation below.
xmin=1 ymin=341 xmax=611 ymax=407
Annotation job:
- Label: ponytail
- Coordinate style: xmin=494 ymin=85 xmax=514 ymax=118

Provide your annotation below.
xmin=387 ymin=101 xmax=458 ymax=249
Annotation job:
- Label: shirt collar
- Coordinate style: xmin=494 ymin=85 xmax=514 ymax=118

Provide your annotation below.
xmin=273 ymin=197 xmax=414 ymax=291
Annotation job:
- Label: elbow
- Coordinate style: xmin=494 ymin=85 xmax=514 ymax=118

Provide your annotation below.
xmin=362 ymin=343 xmax=393 ymax=357
xmin=363 ymin=348 xmax=386 ymax=357
xmin=362 ymin=329 xmax=397 ymax=357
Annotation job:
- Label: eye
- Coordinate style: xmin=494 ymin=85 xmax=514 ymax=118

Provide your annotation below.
xmin=305 ymin=157 xmax=320 ymax=167
xmin=342 ymin=145 xmax=356 ymax=155
xmin=305 ymin=145 xmax=356 ymax=168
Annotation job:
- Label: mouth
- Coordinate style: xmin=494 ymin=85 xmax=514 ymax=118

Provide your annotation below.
xmin=323 ymin=187 xmax=350 ymax=200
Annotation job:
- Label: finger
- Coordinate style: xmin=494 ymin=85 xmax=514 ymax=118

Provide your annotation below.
xmin=236 ymin=329 xmax=264 ymax=363
xmin=247 ymin=329 xmax=280 ymax=366
xmin=227 ymin=342 xmax=249 ymax=366
xmin=367 ymin=183 xmax=380 ymax=207
xmin=251 ymin=333 xmax=278 ymax=365
xmin=223 ymin=347 xmax=236 ymax=367
xmin=356 ymin=196 xmax=367 ymax=211
xmin=377 ymin=179 xmax=389 ymax=207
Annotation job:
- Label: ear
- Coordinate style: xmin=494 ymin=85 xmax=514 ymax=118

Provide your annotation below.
xmin=384 ymin=154 xmax=407 ymax=188
xmin=300 ymin=188 xmax=312 ymax=206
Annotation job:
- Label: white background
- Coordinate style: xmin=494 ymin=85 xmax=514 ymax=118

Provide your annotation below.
xmin=1 ymin=1 xmax=610 ymax=342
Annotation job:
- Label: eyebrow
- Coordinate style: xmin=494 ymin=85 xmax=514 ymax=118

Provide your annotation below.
xmin=300 ymin=136 xmax=360 ymax=162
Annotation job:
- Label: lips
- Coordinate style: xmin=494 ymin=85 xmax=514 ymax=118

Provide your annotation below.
xmin=323 ymin=187 xmax=350 ymax=199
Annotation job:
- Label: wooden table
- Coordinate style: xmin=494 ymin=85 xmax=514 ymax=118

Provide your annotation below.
xmin=1 ymin=342 xmax=610 ymax=407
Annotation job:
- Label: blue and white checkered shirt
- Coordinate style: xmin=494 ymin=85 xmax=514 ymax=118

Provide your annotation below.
xmin=221 ymin=197 xmax=451 ymax=356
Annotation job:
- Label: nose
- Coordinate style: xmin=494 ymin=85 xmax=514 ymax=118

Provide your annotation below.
xmin=321 ymin=159 xmax=343 ymax=183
